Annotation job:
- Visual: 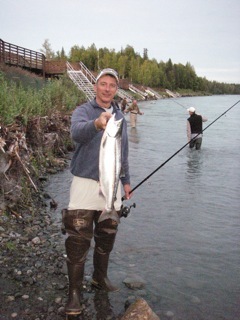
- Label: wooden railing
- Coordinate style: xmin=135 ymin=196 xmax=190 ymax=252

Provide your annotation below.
xmin=0 ymin=39 xmax=45 ymax=76
xmin=0 ymin=39 xmax=91 ymax=78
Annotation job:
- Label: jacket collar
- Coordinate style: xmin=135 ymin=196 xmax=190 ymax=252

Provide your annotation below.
xmin=91 ymin=98 xmax=119 ymax=113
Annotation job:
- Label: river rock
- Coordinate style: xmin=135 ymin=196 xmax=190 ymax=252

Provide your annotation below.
xmin=123 ymin=274 xmax=146 ymax=289
xmin=31 ymin=236 xmax=41 ymax=244
xmin=120 ymin=298 xmax=160 ymax=320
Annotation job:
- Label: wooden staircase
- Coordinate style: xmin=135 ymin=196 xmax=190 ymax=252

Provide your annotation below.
xmin=165 ymin=89 xmax=180 ymax=98
xmin=129 ymin=84 xmax=148 ymax=100
xmin=117 ymin=87 xmax=133 ymax=102
xmin=67 ymin=61 xmax=133 ymax=102
xmin=146 ymin=87 xmax=163 ymax=99
xmin=66 ymin=61 xmax=96 ymax=101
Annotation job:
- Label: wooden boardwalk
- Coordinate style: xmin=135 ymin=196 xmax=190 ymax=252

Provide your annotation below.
xmin=0 ymin=39 xmax=73 ymax=77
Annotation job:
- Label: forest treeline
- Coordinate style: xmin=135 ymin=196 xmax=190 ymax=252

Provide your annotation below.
xmin=46 ymin=41 xmax=240 ymax=95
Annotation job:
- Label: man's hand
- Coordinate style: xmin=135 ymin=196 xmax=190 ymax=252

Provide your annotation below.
xmin=94 ymin=112 xmax=112 ymax=130
xmin=123 ymin=184 xmax=132 ymax=200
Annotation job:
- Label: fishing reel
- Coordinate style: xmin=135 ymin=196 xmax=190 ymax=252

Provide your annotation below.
xmin=120 ymin=202 xmax=136 ymax=218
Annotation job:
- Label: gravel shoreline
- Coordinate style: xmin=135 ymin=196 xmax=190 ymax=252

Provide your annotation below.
xmin=0 ymin=196 xmax=127 ymax=320
xmin=1 ymin=199 xmax=71 ymax=320
xmin=0 ymin=187 xmax=160 ymax=320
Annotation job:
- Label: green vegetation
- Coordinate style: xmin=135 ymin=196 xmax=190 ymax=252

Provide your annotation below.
xmin=5 ymin=241 xmax=17 ymax=251
xmin=0 ymin=67 xmax=85 ymax=213
xmin=65 ymin=44 xmax=240 ymax=95
xmin=0 ymin=69 xmax=85 ymax=125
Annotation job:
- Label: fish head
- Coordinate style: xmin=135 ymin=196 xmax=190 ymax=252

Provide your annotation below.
xmin=106 ymin=114 xmax=123 ymax=138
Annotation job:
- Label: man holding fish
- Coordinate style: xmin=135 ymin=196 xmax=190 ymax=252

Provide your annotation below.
xmin=62 ymin=68 xmax=132 ymax=316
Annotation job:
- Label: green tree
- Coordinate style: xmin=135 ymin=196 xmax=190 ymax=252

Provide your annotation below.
xmin=56 ymin=47 xmax=67 ymax=60
xmin=40 ymin=39 xmax=55 ymax=59
xmin=139 ymin=59 xmax=159 ymax=87
xmin=143 ymin=48 xmax=148 ymax=60
xmin=185 ymin=62 xmax=197 ymax=89
xmin=165 ymin=59 xmax=175 ymax=89
xmin=129 ymin=56 xmax=141 ymax=83
xmin=85 ymin=43 xmax=98 ymax=71
xmin=69 ymin=45 xmax=86 ymax=62
xmin=117 ymin=55 xmax=128 ymax=79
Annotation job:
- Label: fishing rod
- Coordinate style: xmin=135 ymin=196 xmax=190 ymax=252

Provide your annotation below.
xmin=121 ymin=99 xmax=240 ymax=215
xmin=171 ymin=99 xmax=188 ymax=110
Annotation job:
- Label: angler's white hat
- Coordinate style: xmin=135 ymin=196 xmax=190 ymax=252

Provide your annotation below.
xmin=187 ymin=107 xmax=196 ymax=113
xmin=96 ymin=68 xmax=119 ymax=83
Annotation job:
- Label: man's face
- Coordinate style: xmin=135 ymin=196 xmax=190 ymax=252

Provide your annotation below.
xmin=94 ymin=75 xmax=118 ymax=107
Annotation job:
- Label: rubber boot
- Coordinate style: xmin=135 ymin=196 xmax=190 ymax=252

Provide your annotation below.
xmin=63 ymin=209 xmax=94 ymax=314
xmin=65 ymin=261 xmax=84 ymax=315
xmin=92 ymin=248 xmax=119 ymax=292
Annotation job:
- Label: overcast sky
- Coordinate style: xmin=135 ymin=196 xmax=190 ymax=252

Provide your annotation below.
xmin=1 ymin=0 xmax=239 ymax=84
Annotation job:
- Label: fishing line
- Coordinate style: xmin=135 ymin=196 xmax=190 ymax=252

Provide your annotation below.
xmin=171 ymin=99 xmax=188 ymax=110
xmin=128 ymin=99 xmax=240 ymax=196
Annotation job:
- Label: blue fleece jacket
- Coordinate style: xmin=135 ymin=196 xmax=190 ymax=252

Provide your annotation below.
xmin=70 ymin=99 xmax=130 ymax=186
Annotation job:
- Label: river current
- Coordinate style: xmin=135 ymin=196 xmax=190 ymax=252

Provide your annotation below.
xmin=46 ymin=95 xmax=240 ymax=320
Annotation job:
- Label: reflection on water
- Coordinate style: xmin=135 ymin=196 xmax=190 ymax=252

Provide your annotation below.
xmin=93 ymin=291 xmax=116 ymax=320
xmin=186 ymin=149 xmax=203 ymax=178
xmin=46 ymin=95 xmax=240 ymax=320
xmin=128 ymin=127 xmax=140 ymax=144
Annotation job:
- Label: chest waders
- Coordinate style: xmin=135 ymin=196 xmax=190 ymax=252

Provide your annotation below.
xmin=62 ymin=208 xmax=120 ymax=316
xmin=130 ymin=112 xmax=138 ymax=128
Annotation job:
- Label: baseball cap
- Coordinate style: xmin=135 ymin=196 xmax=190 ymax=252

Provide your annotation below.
xmin=96 ymin=68 xmax=119 ymax=83
xmin=187 ymin=107 xmax=196 ymax=113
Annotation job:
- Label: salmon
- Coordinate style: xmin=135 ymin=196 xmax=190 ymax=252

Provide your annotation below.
xmin=98 ymin=114 xmax=123 ymax=223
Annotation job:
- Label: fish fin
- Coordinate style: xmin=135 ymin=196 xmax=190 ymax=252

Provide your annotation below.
xmin=102 ymin=135 xmax=108 ymax=148
xmin=99 ymin=188 xmax=104 ymax=198
xmin=98 ymin=182 xmax=105 ymax=198
xmin=98 ymin=208 xmax=120 ymax=224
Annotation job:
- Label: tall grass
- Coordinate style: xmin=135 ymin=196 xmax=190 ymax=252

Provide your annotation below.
xmin=0 ymin=71 xmax=85 ymax=125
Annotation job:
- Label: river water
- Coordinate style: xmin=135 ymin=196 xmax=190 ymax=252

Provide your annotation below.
xmin=46 ymin=95 xmax=240 ymax=320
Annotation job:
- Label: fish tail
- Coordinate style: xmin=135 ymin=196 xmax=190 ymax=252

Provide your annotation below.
xmin=98 ymin=208 xmax=120 ymax=224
